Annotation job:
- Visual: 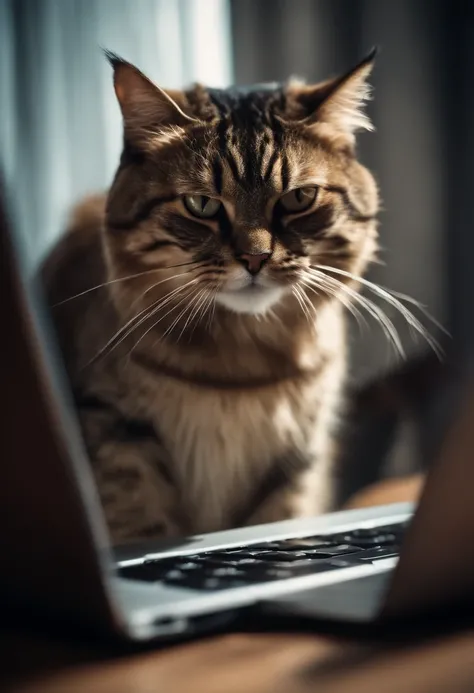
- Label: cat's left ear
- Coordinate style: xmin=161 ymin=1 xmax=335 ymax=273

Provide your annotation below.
xmin=105 ymin=51 xmax=199 ymax=145
xmin=286 ymin=48 xmax=377 ymax=143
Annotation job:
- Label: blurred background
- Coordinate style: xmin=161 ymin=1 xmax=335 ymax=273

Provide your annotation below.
xmin=1 ymin=0 xmax=473 ymax=504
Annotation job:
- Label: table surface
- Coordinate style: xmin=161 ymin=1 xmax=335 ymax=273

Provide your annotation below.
xmin=7 ymin=476 xmax=474 ymax=693
xmin=4 ymin=625 xmax=474 ymax=693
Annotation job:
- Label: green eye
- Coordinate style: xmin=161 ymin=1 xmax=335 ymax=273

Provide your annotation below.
xmin=279 ymin=186 xmax=318 ymax=213
xmin=183 ymin=195 xmax=222 ymax=219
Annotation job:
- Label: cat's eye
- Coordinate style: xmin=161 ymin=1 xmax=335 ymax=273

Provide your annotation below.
xmin=183 ymin=195 xmax=222 ymax=219
xmin=279 ymin=187 xmax=318 ymax=214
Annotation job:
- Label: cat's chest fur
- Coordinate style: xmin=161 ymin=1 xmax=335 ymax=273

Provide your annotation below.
xmin=124 ymin=353 xmax=343 ymax=534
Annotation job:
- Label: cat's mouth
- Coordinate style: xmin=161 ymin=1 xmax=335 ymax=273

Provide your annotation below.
xmin=216 ymin=283 xmax=287 ymax=315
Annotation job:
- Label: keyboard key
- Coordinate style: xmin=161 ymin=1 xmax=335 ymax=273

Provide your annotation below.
xmin=207 ymin=566 xmax=247 ymax=578
xmin=171 ymin=554 xmax=207 ymax=562
xmin=345 ymin=524 xmax=406 ymax=539
xmin=173 ymin=576 xmax=240 ymax=590
xmin=173 ymin=561 xmax=202 ymax=571
xmin=298 ymin=545 xmax=361 ymax=558
xmin=231 ymin=560 xmax=340 ymax=582
xmin=328 ymin=557 xmax=368 ymax=568
xmin=258 ymin=567 xmax=296 ymax=580
xmin=349 ymin=528 xmax=386 ymax=538
xmin=163 ymin=568 xmax=247 ymax=590
xmin=342 ymin=533 xmax=397 ymax=547
xmin=195 ymin=578 xmax=227 ymax=590
xmin=213 ymin=560 xmax=338 ymax=584
xmin=203 ymin=556 xmax=266 ymax=568
xmin=277 ymin=538 xmax=344 ymax=550
xmin=354 ymin=546 xmax=399 ymax=561
xmin=250 ymin=551 xmax=309 ymax=562
xmin=206 ymin=550 xmax=273 ymax=559
xmin=164 ymin=569 xmax=187 ymax=581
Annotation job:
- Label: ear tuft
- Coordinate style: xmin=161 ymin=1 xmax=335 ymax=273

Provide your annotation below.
xmin=103 ymin=49 xmax=124 ymax=70
xmin=317 ymin=50 xmax=376 ymax=135
xmin=287 ymin=49 xmax=378 ymax=140
xmin=103 ymin=49 xmax=199 ymax=145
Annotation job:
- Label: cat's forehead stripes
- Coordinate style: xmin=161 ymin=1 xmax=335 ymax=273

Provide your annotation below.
xmin=201 ymin=87 xmax=292 ymax=195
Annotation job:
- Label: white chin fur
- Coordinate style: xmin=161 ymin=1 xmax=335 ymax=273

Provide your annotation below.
xmin=216 ymin=286 xmax=286 ymax=315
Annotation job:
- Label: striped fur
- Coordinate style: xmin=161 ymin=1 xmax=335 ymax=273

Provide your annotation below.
xmin=42 ymin=52 xmax=379 ymax=543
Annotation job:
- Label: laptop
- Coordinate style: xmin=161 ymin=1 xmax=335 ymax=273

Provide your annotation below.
xmin=2 ymin=183 xmax=474 ymax=642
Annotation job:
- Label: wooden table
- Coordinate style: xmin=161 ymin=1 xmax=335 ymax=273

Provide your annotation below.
xmin=6 ymin=476 xmax=474 ymax=693
xmin=4 ymin=623 xmax=474 ymax=693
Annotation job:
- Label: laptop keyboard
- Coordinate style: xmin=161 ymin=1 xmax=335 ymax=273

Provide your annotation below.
xmin=118 ymin=522 xmax=408 ymax=592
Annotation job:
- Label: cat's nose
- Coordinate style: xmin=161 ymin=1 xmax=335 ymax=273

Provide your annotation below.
xmin=238 ymin=252 xmax=271 ymax=275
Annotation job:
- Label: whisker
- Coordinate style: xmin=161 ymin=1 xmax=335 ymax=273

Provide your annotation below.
xmin=115 ymin=280 xmax=200 ymax=349
xmin=292 ymin=286 xmax=314 ymax=326
xmin=206 ymin=287 xmax=219 ymax=332
xmin=193 ymin=288 xmax=216 ymax=338
xmin=177 ymin=288 xmax=209 ymax=342
xmin=135 ymin=267 xmax=203 ymax=305
xmin=130 ymin=286 xmax=197 ymax=356
xmin=379 ymin=287 xmax=448 ymax=337
xmin=298 ymin=286 xmax=317 ymax=324
xmin=300 ymin=279 xmax=367 ymax=326
xmin=194 ymin=288 xmax=217 ymax=338
xmin=91 ymin=265 xmax=222 ymax=364
xmin=323 ymin=264 xmax=444 ymax=331
xmin=107 ymin=282 xmax=190 ymax=346
xmin=162 ymin=288 xmax=205 ymax=341
xmin=310 ymin=264 xmax=444 ymax=357
xmin=53 ymin=260 xmax=203 ymax=306
xmin=292 ymin=287 xmax=308 ymax=323
xmin=128 ymin=268 xmax=200 ymax=313
xmin=303 ymin=272 xmax=405 ymax=357
xmin=300 ymin=276 xmax=368 ymax=334
xmin=85 ymin=279 xmax=199 ymax=366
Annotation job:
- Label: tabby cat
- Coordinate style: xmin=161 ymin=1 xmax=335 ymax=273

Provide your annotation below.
xmin=43 ymin=51 xmax=379 ymax=544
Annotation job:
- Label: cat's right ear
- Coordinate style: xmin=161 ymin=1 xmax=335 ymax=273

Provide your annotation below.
xmin=104 ymin=51 xmax=198 ymax=145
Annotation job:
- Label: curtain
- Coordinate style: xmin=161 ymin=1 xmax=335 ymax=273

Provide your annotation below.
xmin=0 ymin=0 xmax=232 ymax=269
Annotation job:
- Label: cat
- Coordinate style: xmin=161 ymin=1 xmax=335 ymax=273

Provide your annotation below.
xmin=42 ymin=50 xmax=379 ymax=544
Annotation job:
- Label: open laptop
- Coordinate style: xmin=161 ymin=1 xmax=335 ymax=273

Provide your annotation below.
xmin=2 ymin=183 xmax=474 ymax=642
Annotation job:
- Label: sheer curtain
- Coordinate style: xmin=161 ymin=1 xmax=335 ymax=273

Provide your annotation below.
xmin=0 ymin=0 xmax=232 ymax=268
